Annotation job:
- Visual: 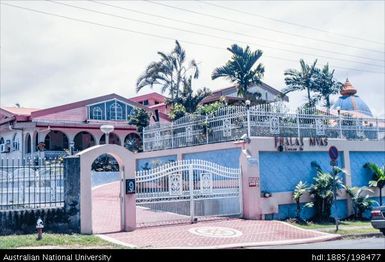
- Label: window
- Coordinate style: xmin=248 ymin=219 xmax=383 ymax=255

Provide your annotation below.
xmin=155 ymin=101 xmax=159 ymax=105
xmin=12 ymin=133 xmax=19 ymax=151
xmin=92 ymin=106 xmax=103 ymax=120
xmin=143 ymin=100 xmax=149 ymax=106
xmin=110 ymin=103 xmax=123 ymax=120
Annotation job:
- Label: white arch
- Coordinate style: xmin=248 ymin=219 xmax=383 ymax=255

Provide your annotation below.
xmin=76 ymin=144 xmax=136 ymax=234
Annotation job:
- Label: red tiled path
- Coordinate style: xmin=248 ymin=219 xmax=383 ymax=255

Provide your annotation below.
xmin=93 ymin=182 xmax=340 ymax=248
xmin=103 ymin=220 xmax=339 ymax=248
xmin=92 ymin=181 xmax=194 ymax=233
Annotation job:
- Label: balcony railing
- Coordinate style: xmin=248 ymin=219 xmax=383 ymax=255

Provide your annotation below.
xmin=143 ymin=104 xmax=385 ymax=152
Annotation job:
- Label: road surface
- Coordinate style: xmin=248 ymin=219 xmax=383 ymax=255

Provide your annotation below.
xmin=251 ymin=237 xmax=385 ymax=249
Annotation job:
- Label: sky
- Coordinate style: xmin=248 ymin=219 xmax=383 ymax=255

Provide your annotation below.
xmin=1 ymin=0 xmax=384 ymax=116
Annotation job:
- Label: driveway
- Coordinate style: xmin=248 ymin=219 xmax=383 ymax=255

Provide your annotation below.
xmin=92 ymin=182 xmax=340 ymax=248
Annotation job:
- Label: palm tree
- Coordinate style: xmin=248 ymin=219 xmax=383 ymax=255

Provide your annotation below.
xmin=282 ymin=59 xmax=318 ymax=107
xmin=345 ymin=186 xmax=377 ymax=219
xmin=306 ymin=167 xmax=345 ymax=220
xmin=212 ymin=44 xmax=265 ymax=103
xmin=314 ymin=64 xmax=342 ymax=112
xmin=137 ymin=40 xmax=199 ymax=101
xmin=364 ymin=162 xmax=385 ymax=205
xmin=167 ymin=79 xmax=211 ymax=114
xmin=293 ymin=181 xmax=308 ymax=220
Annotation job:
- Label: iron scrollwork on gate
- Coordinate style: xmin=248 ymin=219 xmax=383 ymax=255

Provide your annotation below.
xmin=169 ymin=173 xmax=183 ymax=195
xmin=186 ymin=125 xmax=193 ymax=143
xmin=356 ymin=118 xmax=364 ymax=137
xmin=269 ymin=116 xmax=280 ymax=134
xmin=200 ymin=173 xmax=213 ymax=194
xmin=315 ymin=118 xmax=325 ymax=136
xmin=223 ymin=118 xmax=232 ymax=137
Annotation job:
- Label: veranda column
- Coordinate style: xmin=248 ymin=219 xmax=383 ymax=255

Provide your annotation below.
xmin=239 ymin=141 xmax=262 ymax=219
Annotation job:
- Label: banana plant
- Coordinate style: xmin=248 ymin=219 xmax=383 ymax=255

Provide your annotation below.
xmin=364 ymin=162 xmax=385 ymax=205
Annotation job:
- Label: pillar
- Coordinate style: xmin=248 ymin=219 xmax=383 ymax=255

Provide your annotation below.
xmin=239 ymin=143 xmax=262 ymax=219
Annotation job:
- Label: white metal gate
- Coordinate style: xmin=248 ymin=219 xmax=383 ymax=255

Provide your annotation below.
xmin=135 ymin=159 xmax=242 ymax=227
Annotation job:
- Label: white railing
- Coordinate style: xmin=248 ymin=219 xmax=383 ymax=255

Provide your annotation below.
xmin=0 ymin=158 xmax=64 ymax=210
xmin=135 ymin=159 xmax=242 ymax=224
xmin=143 ymin=104 xmax=385 ymax=151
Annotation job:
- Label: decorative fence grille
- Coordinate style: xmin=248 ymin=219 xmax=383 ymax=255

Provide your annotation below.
xmin=0 ymin=157 xmax=64 ymax=211
xmin=135 ymin=159 xmax=241 ymax=227
xmin=143 ymin=104 xmax=385 ymax=151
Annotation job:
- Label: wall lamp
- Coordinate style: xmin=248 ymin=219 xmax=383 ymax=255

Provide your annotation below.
xmin=261 ymin=191 xmax=272 ymax=198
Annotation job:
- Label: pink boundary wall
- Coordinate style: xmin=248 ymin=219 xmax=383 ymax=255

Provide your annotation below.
xmin=135 ymin=137 xmax=385 ymax=220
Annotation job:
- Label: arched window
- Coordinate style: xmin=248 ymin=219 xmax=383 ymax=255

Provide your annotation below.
xmin=12 ymin=133 xmax=19 ymax=151
xmin=110 ymin=103 xmax=123 ymax=120
xmin=92 ymin=106 xmax=103 ymax=120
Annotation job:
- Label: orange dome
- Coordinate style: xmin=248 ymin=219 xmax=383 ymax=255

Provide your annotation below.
xmin=340 ymin=78 xmax=357 ymax=96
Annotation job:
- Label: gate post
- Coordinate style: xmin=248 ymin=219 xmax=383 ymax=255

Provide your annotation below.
xmin=189 ymin=163 xmax=195 ymax=223
xmin=239 ymin=143 xmax=262 ymax=220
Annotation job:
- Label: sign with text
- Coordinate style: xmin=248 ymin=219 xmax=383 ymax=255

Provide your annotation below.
xmin=126 ymin=179 xmax=136 ymax=194
xmin=274 ymin=137 xmax=328 ymax=151
xmin=248 ymin=177 xmax=259 ymax=187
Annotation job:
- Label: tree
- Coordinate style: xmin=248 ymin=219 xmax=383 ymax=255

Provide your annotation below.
xmin=169 ymin=103 xmax=187 ymax=121
xmin=364 ymin=162 xmax=385 ymax=205
xmin=167 ymin=80 xmax=211 ymax=114
xmin=314 ymin=64 xmax=342 ymax=111
xmin=127 ymin=108 xmax=150 ymax=151
xmin=136 ymin=40 xmax=199 ymax=101
xmin=196 ymin=100 xmax=226 ymax=116
xmin=212 ymin=44 xmax=265 ymax=104
xmin=346 ymin=186 xmax=377 ymax=219
xmin=282 ymin=59 xmax=318 ymax=107
xmin=306 ymin=166 xmax=345 ymax=221
xmin=293 ymin=181 xmax=308 ymax=220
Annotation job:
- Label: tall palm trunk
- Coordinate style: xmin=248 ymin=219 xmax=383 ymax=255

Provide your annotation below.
xmin=326 ymin=96 xmax=331 ymax=114
xmin=307 ymin=88 xmax=311 ymax=106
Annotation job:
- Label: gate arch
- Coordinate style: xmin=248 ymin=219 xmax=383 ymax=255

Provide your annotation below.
xmin=76 ymin=144 xmax=136 ymax=234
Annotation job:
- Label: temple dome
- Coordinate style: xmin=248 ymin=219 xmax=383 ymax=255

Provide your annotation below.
xmin=331 ymin=79 xmax=373 ymax=117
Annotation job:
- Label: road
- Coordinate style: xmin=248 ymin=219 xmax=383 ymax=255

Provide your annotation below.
xmin=250 ymin=237 xmax=385 ymax=249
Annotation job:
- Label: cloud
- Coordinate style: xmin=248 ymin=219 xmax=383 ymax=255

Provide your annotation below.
xmin=1 ymin=1 xmax=383 ymax=115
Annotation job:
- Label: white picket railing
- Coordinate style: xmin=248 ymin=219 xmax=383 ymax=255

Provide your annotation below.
xmin=143 ymin=104 xmax=385 ymax=151
xmin=135 ymin=159 xmax=242 ymax=225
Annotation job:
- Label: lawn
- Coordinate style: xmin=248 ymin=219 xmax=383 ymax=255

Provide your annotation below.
xmin=288 ymin=220 xmax=381 ymax=236
xmin=0 ymin=234 xmax=124 ymax=249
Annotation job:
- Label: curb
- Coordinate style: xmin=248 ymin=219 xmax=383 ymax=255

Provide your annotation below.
xmin=96 ymin=234 xmax=137 ymax=249
xmin=151 ymin=234 xmax=342 ymax=249
xmin=341 ymin=232 xmax=383 ymax=239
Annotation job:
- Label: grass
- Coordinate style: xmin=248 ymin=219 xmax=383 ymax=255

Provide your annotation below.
xmin=293 ymin=220 xmax=372 ymax=229
xmin=287 ymin=219 xmax=381 ymax=236
xmin=0 ymin=233 xmax=125 ymax=249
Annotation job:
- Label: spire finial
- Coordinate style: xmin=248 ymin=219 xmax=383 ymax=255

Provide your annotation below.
xmin=340 ymin=78 xmax=357 ymax=96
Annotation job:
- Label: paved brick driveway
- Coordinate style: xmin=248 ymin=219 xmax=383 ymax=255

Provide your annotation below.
xmin=93 ymin=182 xmax=340 ymax=248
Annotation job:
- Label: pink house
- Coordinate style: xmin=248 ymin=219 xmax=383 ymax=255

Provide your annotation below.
xmin=0 ymin=93 xmax=169 ymax=159
xmin=128 ymin=92 xmax=170 ymax=116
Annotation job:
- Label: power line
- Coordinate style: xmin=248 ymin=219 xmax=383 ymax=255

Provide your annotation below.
xmin=147 ymin=0 xmax=385 ymax=55
xmin=46 ymin=0 xmax=383 ymax=68
xmin=1 ymin=2 xmax=384 ymax=75
xmin=198 ymin=0 xmax=385 ymax=46
xmin=90 ymin=0 xmax=384 ymax=63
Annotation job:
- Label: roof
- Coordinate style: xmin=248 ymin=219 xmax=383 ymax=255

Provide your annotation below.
xmin=1 ymin=107 xmax=40 ymax=116
xmin=0 ymin=107 xmax=40 ymax=123
xmin=128 ymin=92 xmax=167 ymax=102
xmin=31 ymin=93 xmax=151 ymax=118
xmin=332 ymin=95 xmax=373 ymax=117
xmin=201 ymin=82 xmax=289 ymax=104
